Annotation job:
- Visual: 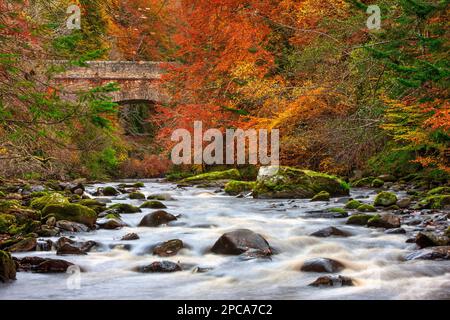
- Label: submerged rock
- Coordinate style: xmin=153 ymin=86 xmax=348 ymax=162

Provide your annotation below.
xmin=300 ymin=258 xmax=345 ymax=273
xmin=153 ymin=239 xmax=184 ymax=257
xmin=309 ymin=275 xmax=354 ymax=287
xmin=211 ymin=229 xmax=272 ymax=256
xmin=310 ymin=227 xmax=351 ymax=238
xmin=252 ymin=166 xmax=349 ymax=199
xmin=405 ymin=246 xmax=450 ymax=261
xmin=138 ymin=261 xmax=182 ymax=273
xmin=415 ymin=232 xmax=449 ymax=248
xmin=138 ymin=210 xmax=177 ymax=227
xmin=0 ymin=250 xmax=16 ymax=282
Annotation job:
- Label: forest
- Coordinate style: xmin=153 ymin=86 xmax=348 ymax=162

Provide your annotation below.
xmin=0 ymin=0 xmax=449 ymax=301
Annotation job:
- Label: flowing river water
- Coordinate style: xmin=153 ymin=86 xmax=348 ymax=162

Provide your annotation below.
xmin=1 ymin=180 xmax=449 ymax=300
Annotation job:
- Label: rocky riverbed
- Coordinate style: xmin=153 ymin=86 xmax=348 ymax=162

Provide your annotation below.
xmin=0 ymin=168 xmax=449 ymax=299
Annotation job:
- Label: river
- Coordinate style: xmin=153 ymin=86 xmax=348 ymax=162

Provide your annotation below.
xmin=1 ymin=180 xmax=449 ymax=299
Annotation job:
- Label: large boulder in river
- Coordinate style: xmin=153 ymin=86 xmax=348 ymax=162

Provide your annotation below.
xmin=15 ymin=256 xmax=74 ymax=273
xmin=211 ymin=229 xmax=272 ymax=256
xmin=374 ymin=192 xmax=397 ymax=207
xmin=300 ymin=258 xmax=345 ymax=273
xmin=181 ymin=169 xmax=241 ymax=185
xmin=0 ymin=250 xmax=16 ymax=282
xmin=415 ymin=232 xmax=449 ymax=248
xmin=30 ymin=193 xmax=69 ymax=210
xmin=42 ymin=204 xmax=97 ymax=228
xmin=252 ymin=166 xmax=349 ymax=199
xmin=153 ymin=239 xmax=184 ymax=257
xmin=138 ymin=210 xmax=177 ymax=227
xmin=310 ymin=227 xmax=351 ymax=238
xmin=367 ymin=214 xmax=401 ymax=229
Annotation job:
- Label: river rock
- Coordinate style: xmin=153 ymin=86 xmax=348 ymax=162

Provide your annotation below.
xmin=97 ymin=218 xmax=127 ymax=230
xmin=138 ymin=261 xmax=182 ymax=273
xmin=108 ymin=203 xmax=141 ymax=214
xmin=138 ymin=210 xmax=177 ymax=227
xmin=397 ymin=197 xmax=412 ymax=209
xmin=0 ymin=250 xmax=16 ymax=282
xmin=56 ymin=220 xmax=89 ymax=232
xmin=311 ymin=191 xmax=331 ymax=202
xmin=140 ymin=201 xmax=167 ymax=209
xmin=147 ymin=193 xmax=175 ymax=201
xmin=36 ymin=239 xmax=53 ymax=251
xmin=253 ymin=166 xmax=349 ymax=199
xmin=385 ymin=228 xmax=406 ymax=234
xmin=16 ymin=256 xmax=74 ymax=273
xmin=367 ymin=214 xmax=401 ymax=229
xmin=57 ymin=243 xmax=87 ymax=255
xmin=6 ymin=237 xmax=37 ymax=252
xmin=56 ymin=237 xmax=96 ymax=255
xmin=42 ymin=204 xmax=97 ymax=228
xmin=405 ymin=246 xmax=450 ymax=260
xmin=374 ymin=192 xmax=398 ymax=207
xmin=310 ymin=227 xmax=351 ymax=238
xmin=211 ymin=229 xmax=272 ymax=256
xmin=415 ymin=232 xmax=449 ymax=248
xmin=309 ymin=275 xmax=354 ymax=287
xmin=129 ymin=192 xmax=145 ymax=200
xmin=346 ymin=214 xmax=374 ymax=226
xmin=121 ymin=233 xmax=139 ymax=241
xmin=300 ymin=258 xmax=345 ymax=273
xmin=153 ymin=239 xmax=184 ymax=257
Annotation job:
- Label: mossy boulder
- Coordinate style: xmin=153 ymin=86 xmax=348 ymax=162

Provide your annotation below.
xmin=0 ymin=214 xmax=16 ymax=234
xmin=253 ymin=166 xmax=349 ymax=199
xmin=327 ymin=208 xmax=348 ymax=218
xmin=371 ymin=179 xmax=385 ymax=188
xmin=311 ymin=191 xmax=330 ymax=202
xmin=357 ymin=204 xmax=376 ymax=212
xmin=351 ymin=177 xmax=375 ymax=187
xmin=42 ymin=204 xmax=97 ymax=228
xmin=76 ymin=199 xmax=107 ymax=214
xmin=224 ymin=181 xmax=256 ymax=195
xmin=31 ymin=193 xmax=68 ymax=210
xmin=0 ymin=199 xmax=22 ymax=212
xmin=346 ymin=214 xmax=374 ymax=225
xmin=181 ymin=169 xmax=241 ymax=184
xmin=427 ymin=187 xmax=450 ymax=196
xmin=0 ymin=250 xmax=16 ymax=282
xmin=374 ymin=192 xmax=398 ymax=207
xmin=109 ymin=203 xmax=142 ymax=213
xmin=129 ymin=192 xmax=145 ymax=200
xmin=419 ymin=195 xmax=450 ymax=209
xmin=102 ymin=186 xmax=119 ymax=196
xmin=345 ymin=200 xmax=362 ymax=209
xmin=140 ymin=201 xmax=167 ymax=209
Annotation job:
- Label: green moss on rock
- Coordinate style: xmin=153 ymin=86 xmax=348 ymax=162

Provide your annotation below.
xmin=371 ymin=179 xmax=384 ymax=188
xmin=31 ymin=193 xmax=68 ymax=210
xmin=0 ymin=250 xmax=16 ymax=282
xmin=427 ymin=187 xmax=450 ymax=196
xmin=419 ymin=195 xmax=450 ymax=209
xmin=345 ymin=200 xmax=362 ymax=209
xmin=374 ymin=192 xmax=398 ymax=207
xmin=42 ymin=204 xmax=97 ymax=227
xmin=253 ymin=166 xmax=349 ymax=199
xmin=311 ymin=191 xmax=330 ymax=202
xmin=140 ymin=201 xmax=167 ymax=209
xmin=224 ymin=181 xmax=256 ymax=195
xmin=351 ymin=177 xmax=375 ymax=187
xmin=103 ymin=186 xmax=119 ymax=196
xmin=109 ymin=203 xmax=142 ymax=213
xmin=0 ymin=200 xmax=21 ymax=212
xmin=182 ymin=169 xmax=241 ymax=184
xmin=0 ymin=214 xmax=16 ymax=234
xmin=346 ymin=214 xmax=374 ymax=225
xmin=129 ymin=192 xmax=146 ymax=200
xmin=357 ymin=204 xmax=377 ymax=212
xmin=77 ymin=199 xmax=107 ymax=214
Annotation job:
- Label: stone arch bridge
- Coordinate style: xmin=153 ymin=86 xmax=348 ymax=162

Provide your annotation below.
xmin=53 ymin=61 xmax=169 ymax=104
